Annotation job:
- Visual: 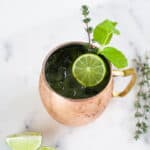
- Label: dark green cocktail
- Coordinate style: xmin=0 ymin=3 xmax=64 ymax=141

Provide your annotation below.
xmin=45 ymin=43 xmax=111 ymax=99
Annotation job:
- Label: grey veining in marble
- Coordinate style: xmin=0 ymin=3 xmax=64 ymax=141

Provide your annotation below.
xmin=0 ymin=0 xmax=150 ymax=150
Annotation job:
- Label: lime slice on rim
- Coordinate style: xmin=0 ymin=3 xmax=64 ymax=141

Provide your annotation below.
xmin=72 ymin=53 xmax=106 ymax=87
xmin=39 ymin=146 xmax=55 ymax=150
xmin=6 ymin=132 xmax=42 ymax=150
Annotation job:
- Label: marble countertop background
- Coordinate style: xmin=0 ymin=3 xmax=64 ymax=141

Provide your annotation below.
xmin=0 ymin=0 xmax=150 ymax=149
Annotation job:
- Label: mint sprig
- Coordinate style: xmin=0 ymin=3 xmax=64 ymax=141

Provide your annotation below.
xmin=93 ymin=19 xmax=120 ymax=46
xmin=93 ymin=19 xmax=127 ymax=69
xmin=81 ymin=5 xmax=128 ymax=69
xmin=100 ymin=47 xmax=128 ymax=68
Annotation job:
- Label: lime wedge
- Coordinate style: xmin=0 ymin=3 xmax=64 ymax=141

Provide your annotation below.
xmin=39 ymin=146 xmax=55 ymax=150
xmin=6 ymin=132 xmax=42 ymax=150
xmin=72 ymin=53 xmax=106 ymax=87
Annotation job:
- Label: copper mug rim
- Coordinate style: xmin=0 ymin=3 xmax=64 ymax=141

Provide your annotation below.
xmin=41 ymin=41 xmax=112 ymax=102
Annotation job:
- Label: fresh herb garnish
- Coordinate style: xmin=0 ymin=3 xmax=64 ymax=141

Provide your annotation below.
xmin=81 ymin=5 xmax=128 ymax=69
xmin=81 ymin=5 xmax=93 ymax=48
xmin=133 ymin=53 xmax=150 ymax=140
xmin=101 ymin=47 xmax=128 ymax=68
xmin=93 ymin=19 xmax=120 ymax=46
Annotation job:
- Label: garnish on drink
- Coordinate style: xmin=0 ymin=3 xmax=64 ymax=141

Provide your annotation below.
xmin=45 ymin=5 xmax=128 ymax=99
xmin=72 ymin=5 xmax=128 ymax=87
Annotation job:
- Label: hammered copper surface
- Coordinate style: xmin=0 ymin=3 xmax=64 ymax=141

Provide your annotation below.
xmin=39 ymin=73 xmax=113 ymax=126
xmin=39 ymin=41 xmax=136 ymax=126
xmin=39 ymin=42 xmax=114 ymax=126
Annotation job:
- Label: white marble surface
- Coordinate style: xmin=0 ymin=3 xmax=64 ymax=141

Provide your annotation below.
xmin=0 ymin=0 xmax=150 ymax=149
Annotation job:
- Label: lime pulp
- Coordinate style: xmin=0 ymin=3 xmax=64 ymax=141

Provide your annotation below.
xmin=39 ymin=146 xmax=55 ymax=150
xmin=6 ymin=132 xmax=42 ymax=150
xmin=72 ymin=53 xmax=106 ymax=87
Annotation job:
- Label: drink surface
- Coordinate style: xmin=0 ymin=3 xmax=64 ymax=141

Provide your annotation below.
xmin=45 ymin=44 xmax=111 ymax=99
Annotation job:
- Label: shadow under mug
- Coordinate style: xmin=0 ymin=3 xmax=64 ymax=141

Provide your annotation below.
xmin=39 ymin=41 xmax=136 ymax=126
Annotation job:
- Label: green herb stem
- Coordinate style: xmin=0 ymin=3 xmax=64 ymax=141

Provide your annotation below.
xmin=81 ymin=5 xmax=93 ymax=49
xmin=85 ymin=22 xmax=91 ymax=46
xmin=133 ymin=53 xmax=150 ymax=140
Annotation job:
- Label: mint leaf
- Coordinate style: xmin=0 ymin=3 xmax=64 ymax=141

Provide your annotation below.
xmin=93 ymin=19 xmax=120 ymax=45
xmin=100 ymin=47 xmax=128 ymax=68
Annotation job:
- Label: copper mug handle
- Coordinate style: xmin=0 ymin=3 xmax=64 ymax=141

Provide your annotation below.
xmin=112 ymin=68 xmax=137 ymax=97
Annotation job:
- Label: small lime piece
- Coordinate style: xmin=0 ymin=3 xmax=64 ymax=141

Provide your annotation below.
xmin=6 ymin=132 xmax=42 ymax=150
xmin=39 ymin=146 xmax=55 ymax=150
xmin=72 ymin=53 xmax=106 ymax=87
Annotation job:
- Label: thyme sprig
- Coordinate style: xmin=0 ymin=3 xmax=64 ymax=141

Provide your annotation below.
xmin=81 ymin=5 xmax=93 ymax=47
xmin=133 ymin=52 xmax=150 ymax=140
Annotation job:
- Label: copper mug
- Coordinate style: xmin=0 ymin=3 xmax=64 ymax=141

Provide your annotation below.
xmin=39 ymin=42 xmax=136 ymax=126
